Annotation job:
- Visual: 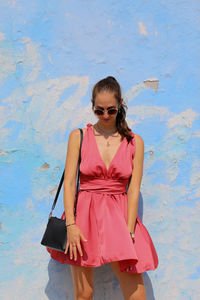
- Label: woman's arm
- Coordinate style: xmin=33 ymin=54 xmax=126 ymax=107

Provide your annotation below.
xmin=126 ymin=133 xmax=144 ymax=232
xmin=63 ymin=129 xmax=81 ymax=226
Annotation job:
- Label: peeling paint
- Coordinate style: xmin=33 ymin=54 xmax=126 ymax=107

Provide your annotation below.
xmin=143 ymin=78 xmax=159 ymax=90
xmin=138 ymin=21 xmax=147 ymax=35
xmin=40 ymin=163 xmax=50 ymax=171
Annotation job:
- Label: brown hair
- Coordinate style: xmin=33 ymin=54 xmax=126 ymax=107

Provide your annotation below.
xmin=91 ymin=76 xmax=133 ymax=143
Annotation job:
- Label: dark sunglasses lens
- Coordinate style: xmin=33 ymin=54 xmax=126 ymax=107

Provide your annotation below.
xmin=108 ymin=109 xmax=118 ymax=115
xmin=94 ymin=109 xmax=104 ymax=115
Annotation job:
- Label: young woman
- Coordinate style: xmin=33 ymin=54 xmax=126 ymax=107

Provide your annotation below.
xmin=46 ymin=76 xmax=159 ymax=300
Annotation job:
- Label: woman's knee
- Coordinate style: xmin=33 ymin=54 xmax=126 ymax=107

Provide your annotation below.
xmin=109 ymin=261 xmax=146 ymax=300
xmin=70 ymin=265 xmax=94 ymax=300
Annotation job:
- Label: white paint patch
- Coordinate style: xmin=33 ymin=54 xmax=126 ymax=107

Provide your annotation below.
xmin=21 ymin=37 xmax=42 ymax=82
xmin=128 ymin=104 xmax=170 ymax=120
xmin=167 ymin=108 xmax=199 ymax=128
xmin=0 ymin=44 xmax=17 ymax=85
xmin=124 ymin=81 xmax=148 ymax=101
xmin=124 ymin=78 xmax=159 ymax=103
xmin=190 ymin=161 xmax=200 ymax=188
xmin=1 ymin=75 xmax=89 ymax=160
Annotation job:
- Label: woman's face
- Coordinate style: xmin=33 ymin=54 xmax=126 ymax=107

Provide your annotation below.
xmin=92 ymin=91 xmax=119 ymax=124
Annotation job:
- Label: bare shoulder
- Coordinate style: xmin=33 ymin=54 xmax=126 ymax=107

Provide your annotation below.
xmin=68 ymin=127 xmax=87 ymax=145
xmin=133 ymin=133 xmax=144 ymax=150
xmin=132 ymin=133 xmax=144 ymax=168
xmin=68 ymin=128 xmax=81 ymax=144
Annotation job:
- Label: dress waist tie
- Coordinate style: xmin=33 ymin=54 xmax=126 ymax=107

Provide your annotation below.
xmin=79 ymin=177 xmax=128 ymax=194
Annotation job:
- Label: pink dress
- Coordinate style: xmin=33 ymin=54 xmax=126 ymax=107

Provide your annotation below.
xmin=46 ymin=123 xmax=159 ymax=273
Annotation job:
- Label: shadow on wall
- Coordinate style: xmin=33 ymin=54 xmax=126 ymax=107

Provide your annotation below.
xmin=44 ymin=193 xmax=156 ymax=300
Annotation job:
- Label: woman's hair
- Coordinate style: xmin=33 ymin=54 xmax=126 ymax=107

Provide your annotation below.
xmin=91 ymin=76 xmax=133 ymax=142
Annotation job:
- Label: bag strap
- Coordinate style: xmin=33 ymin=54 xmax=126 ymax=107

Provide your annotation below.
xmin=48 ymin=128 xmax=83 ymax=220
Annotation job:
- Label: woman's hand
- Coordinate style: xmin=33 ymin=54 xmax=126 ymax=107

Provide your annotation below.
xmin=64 ymin=224 xmax=87 ymax=260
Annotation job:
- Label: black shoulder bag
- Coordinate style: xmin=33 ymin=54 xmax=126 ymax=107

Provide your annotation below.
xmin=40 ymin=128 xmax=83 ymax=253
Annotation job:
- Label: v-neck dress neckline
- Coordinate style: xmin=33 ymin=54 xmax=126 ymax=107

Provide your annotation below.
xmin=90 ymin=123 xmax=125 ymax=173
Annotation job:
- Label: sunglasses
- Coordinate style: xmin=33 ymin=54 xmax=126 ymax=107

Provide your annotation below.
xmin=93 ymin=107 xmax=119 ymax=116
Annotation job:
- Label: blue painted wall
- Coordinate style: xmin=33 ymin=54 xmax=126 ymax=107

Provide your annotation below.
xmin=0 ymin=1 xmax=200 ymax=299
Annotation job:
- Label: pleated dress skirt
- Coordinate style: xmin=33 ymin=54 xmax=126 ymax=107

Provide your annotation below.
xmin=46 ymin=123 xmax=159 ymax=273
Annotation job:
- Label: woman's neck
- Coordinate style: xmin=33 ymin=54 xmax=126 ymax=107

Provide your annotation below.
xmin=96 ymin=121 xmax=117 ymax=134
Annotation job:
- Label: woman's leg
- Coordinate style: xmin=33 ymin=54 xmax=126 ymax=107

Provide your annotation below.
xmin=70 ymin=265 xmax=94 ymax=300
xmin=109 ymin=261 xmax=147 ymax=300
